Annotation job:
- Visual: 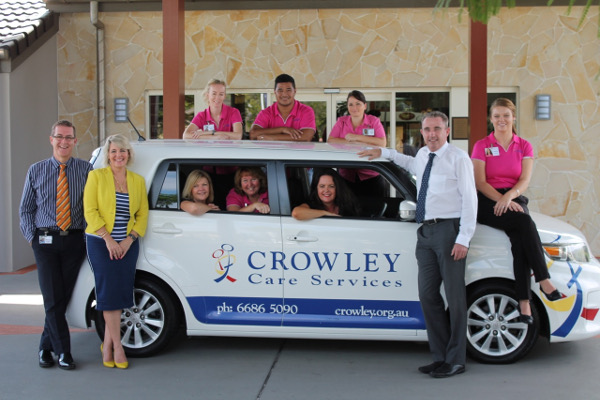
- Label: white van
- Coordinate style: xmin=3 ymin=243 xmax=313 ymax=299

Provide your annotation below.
xmin=67 ymin=140 xmax=600 ymax=363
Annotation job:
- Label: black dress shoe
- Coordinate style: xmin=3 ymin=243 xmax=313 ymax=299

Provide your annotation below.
xmin=58 ymin=353 xmax=76 ymax=370
xmin=38 ymin=350 xmax=55 ymax=368
xmin=519 ymin=313 xmax=534 ymax=325
xmin=430 ymin=363 xmax=465 ymax=378
xmin=418 ymin=361 xmax=444 ymax=374
xmin=541 ymin=288 xmax=563 ymax=301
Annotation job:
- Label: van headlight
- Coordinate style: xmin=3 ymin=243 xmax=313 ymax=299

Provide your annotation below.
xmin=542 ymin=242 xmax=591 ymax=263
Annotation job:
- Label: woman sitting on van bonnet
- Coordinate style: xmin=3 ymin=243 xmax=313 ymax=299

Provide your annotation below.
xmin=226 ymin=167 xmax=270 ymax=214
xmin=182 ymin=78 xmax=243 ymax=140
xmin=471 ymin=97 xmax=563 ymax=325
xmin=327 ymin=90 xmax=387 ymax=197
xmin=292 ymin=168 xmax=360 ymax=220
xmin=180 ymin=170 xmax=220 ymax=216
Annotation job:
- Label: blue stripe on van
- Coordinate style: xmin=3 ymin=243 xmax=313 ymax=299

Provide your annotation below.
xmin=186 ymin=296 xmax=426 ymax=329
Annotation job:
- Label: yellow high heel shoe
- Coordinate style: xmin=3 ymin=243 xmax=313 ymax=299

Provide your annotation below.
xmin=101 ymin=343 xmax=115 ymax=368
xmin=115 ymin=361 xmax=129 ymax=369
xmin=112 ymin=345 xmax=129 ymax=369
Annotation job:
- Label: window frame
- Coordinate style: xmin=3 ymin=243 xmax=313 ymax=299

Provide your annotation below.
xmin=149 ymin=158 xmax=280 ymax=215
xmin=276 ymin=160 xmax=417 ymax=219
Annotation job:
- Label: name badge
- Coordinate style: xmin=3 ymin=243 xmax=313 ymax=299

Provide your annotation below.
xmin=362 ymin=128 xmax=375 ymax=136
xmin=39 ymin=234 xmax=53 ymax=245
xmin=485 ymin=146 xmax=500 ymax=157
xmin=203 ymin=124 xmax=215 ymax=132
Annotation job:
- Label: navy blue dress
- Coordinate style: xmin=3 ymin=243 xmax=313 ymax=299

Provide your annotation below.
xmin=87 ymin=192 xmax=138 ymax=311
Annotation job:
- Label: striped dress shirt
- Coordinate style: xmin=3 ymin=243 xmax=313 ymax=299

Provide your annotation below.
xmin=19 ymin=157 xmax=93 ymax=243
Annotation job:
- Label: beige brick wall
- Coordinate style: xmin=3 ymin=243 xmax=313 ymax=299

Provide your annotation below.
xmin=56 ymin=7 xmax=600 ymax=254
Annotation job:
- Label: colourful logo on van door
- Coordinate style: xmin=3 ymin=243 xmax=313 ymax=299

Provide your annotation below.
xmin=213 ymin=244 xmax=237 ymax=283
xmin=548 ymin=260 xmax=599 ymax=337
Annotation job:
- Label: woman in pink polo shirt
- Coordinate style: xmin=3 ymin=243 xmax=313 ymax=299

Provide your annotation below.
xmin=472 ymin=98 xmax=563 ymax=325
xmin=182 ymin=79 xmax=243 ymax=140
xmin=328 ymin=90 xmax=387 ymax=197
xmin=226 ymin=167 xmax=269 ymax=214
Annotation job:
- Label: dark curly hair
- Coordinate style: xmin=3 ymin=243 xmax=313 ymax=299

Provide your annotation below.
xmin=274 ymin=74 xmax=295 ymax=90
xmin=307 ymin=168 xmax=360 ymax=217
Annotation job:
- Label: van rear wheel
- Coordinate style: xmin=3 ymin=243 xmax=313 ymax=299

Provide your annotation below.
xmin=94 ymin=277 xmax=180 ymax=357
xmin=466 ymin=282 xmax=539 ymax=364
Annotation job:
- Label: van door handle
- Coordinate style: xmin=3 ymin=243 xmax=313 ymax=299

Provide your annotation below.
xmin=152 ymin=224 xmax=182 ymax=235
xmin=287 ymin=235 xmax=318 ymax=242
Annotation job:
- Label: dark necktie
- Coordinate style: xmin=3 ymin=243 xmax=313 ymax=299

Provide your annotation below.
xmin=416 ymin=153 xmax=435 ymax=223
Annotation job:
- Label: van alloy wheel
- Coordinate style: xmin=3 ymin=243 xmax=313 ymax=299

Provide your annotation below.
xmin=466 ymin=282 xmax=539 ymax=364
xmin=94 ymin=277 xmax=181 ymax=357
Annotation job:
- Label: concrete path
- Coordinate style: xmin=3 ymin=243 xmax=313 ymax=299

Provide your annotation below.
xmin=1 ymin=268 xmax=599 ymax=400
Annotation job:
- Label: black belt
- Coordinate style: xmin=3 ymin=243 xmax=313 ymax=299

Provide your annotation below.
xmin=422 ymin=218 xmax=456 ymax=225
xmin=37 ymin=228 xmax=84 ymax=236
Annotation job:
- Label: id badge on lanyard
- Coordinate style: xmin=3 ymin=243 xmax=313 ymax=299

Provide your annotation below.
xmin=39 ymin=232 xmax=53 ymax=244
xmin=485 ymin=146 xmax=500 ymax=157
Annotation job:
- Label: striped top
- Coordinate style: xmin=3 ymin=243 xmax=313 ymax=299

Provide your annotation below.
xmin=19 ymin=157 xmax=93 ymax=243
xmin=111 ymin=192 xmax=130 ymax=241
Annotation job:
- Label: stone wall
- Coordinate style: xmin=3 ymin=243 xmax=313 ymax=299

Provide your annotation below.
xmin=56 ymin=7 xmax=600 ymax=254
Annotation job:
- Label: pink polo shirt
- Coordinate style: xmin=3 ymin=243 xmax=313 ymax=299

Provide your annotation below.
xmin=190 ymin=104 xmax=242 ymax=132
xmin=471 ymin=132 xmax=534 ymax=189
xmin=330 ymin=114 xmax=386 ymax=181
xmin=226 ymin=189 xmax=269 ymax=213
xmin=252 ymin=101 xmax=316 ymax=131
xmin=329 ymin=114 xmax=386 ymax=140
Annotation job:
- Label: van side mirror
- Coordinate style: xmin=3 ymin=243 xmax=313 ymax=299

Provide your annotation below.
xmin=399 ymin=200 xmax=416 ymax=221
xmin=89 ymin=147 xmax=101 ymax=167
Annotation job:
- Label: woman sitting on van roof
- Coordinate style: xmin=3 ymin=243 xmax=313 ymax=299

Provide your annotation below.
xmin=180 ymin=170 xmax=220 ymax=216
xmin=292 ymin=168 xmax=360 ymax=220
xmin=182 ymin=79 xmax=243 ymax=140
xmin=226 ymin=167 xmax=270 ymax=214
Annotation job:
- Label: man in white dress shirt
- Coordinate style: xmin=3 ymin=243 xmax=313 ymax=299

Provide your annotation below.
xmin=359 ymin=111 xmax=477 ymax=378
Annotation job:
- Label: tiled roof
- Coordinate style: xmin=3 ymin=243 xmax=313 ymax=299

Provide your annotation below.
xmin=0 ymin=0 xmax=55 ymax=61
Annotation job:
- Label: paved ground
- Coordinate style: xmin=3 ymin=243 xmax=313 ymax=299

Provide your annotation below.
xmin=1 ymin=268 xmax=600 ymax=400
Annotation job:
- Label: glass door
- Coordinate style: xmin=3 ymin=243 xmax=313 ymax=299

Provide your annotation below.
xmin=395 ymin=91 xmax=450 ymax=155
xmin=330 ymin=91 xmax=395 ymax=147
xmin=294 ymin=92 xmax=328 ymax=142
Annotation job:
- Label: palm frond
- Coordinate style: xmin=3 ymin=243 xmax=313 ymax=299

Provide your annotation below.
xmin=436 ymin=0 xmax=598 ymax=36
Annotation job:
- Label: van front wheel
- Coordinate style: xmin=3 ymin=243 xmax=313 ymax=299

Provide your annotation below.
xmin=466 ymin=282 xmax=539 ymax=364
xmin=93 ymin=277 xmax=181 ymax=357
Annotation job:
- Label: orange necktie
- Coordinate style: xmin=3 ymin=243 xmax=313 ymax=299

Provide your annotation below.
xmin=56 ymin=164 xmax=71 ymax=231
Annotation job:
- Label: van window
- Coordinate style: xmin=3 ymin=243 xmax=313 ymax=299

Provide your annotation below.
xmin=155 ymin=163 xmax=178 ymax=209
xmin=178 ymin=164 xmax=238 ymax=211
xmin=151 ymin=161 xmax=271 ymax=214
xmin=285 ymin=164 xmax=406 ymax=220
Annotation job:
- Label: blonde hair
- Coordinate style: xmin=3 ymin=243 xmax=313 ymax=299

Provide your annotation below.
xmin=182 ymin=170 xmax=214 ymax=204
xmin=202 ymin=79 xmax=227 ymax=104
xmin=102 ymin=134 xmax=134 ymax=167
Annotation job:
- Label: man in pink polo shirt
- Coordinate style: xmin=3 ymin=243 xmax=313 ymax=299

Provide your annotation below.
xmin=249 ymin=74 xmax=316 ymax=142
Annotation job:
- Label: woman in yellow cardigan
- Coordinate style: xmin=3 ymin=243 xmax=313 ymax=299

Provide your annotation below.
xmin=84 ymin=134 xmax=148 ymax=369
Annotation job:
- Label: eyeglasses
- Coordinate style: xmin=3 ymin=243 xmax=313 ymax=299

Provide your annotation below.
xmin=52 ymin=135 xmax=76 ymax=141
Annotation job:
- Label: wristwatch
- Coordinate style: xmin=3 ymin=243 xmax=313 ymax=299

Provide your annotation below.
xmin=128 ymin=233 xmax=138 ymax=242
